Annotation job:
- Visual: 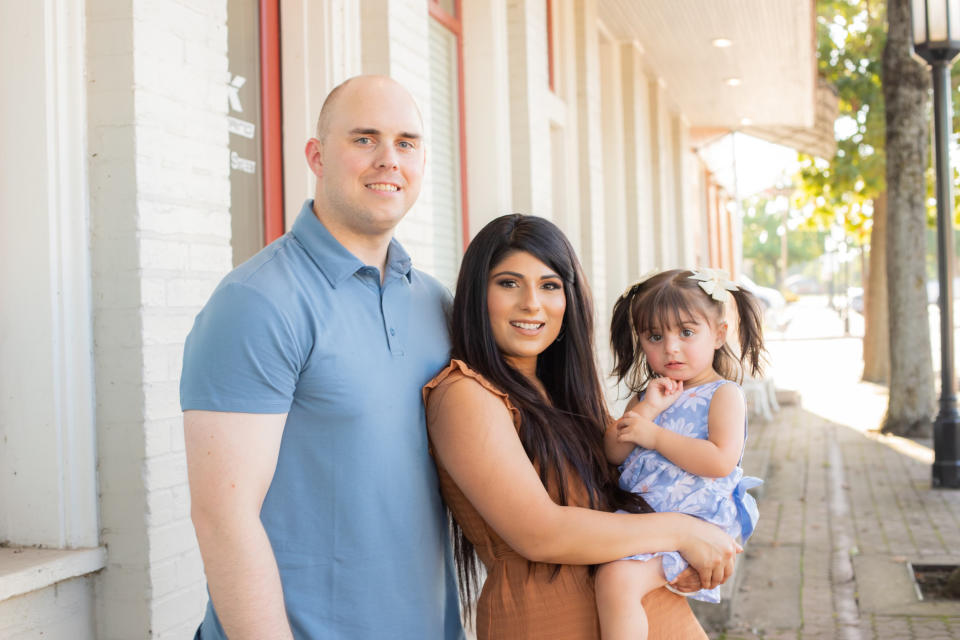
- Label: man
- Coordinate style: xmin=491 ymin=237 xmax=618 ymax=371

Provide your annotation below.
xmin=181 ymin=75 xmax=463 ymax=639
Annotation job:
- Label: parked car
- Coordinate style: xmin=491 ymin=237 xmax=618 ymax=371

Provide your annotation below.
xmin=848 ymin=286 xmax=863 ymax=314
xmin=738 ymin=274 xmax=789 ymax=330
xmin=783 ymin=274 xmax=822 ymax=297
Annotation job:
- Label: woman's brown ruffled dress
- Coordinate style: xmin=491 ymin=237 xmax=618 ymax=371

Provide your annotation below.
xmin=424 ymin=360 xmax=707 ymax=640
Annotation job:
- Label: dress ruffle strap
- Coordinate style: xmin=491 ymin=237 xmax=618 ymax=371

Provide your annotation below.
xmin=733 ymin=475 xmax=763 ymax=541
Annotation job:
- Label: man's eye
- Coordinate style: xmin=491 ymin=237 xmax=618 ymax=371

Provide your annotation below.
xmin=398 ymin=140 xmax=415 ymax=149
xmin=355 ymin=137 xmax=373 ymax=144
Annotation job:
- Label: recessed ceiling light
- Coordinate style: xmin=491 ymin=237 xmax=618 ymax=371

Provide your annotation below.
xmin=725 ymin=77 xmax=742 ymax=86
xmin=712 ymin=38 xmax=733 ymax=48
xmin=740 ymin=117 xmax=753 ymax=126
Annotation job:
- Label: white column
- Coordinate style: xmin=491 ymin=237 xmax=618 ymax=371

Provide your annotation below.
xmin=462 ymin=0 xmax=513 ymax=236
xmin=505 ymin=0 xmax=551 ymax=217
xmin=620 ymin=42 xmax=656 ymax=276
xmin=0 ymin=0 xmax=98 ymax=550
xmin=572 ymin=0 xmax=605 ymax=294
xmin=648 ymin=78 xmax=675 ymax=266
xmin=672 ymin=113 xmax=690 ymax=264
xmin=599 ymin=29 xmax=629 ymax=316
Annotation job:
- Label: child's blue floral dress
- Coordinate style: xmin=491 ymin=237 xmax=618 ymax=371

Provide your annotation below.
xmin=618 ymin=379 xmax=762 ymax=603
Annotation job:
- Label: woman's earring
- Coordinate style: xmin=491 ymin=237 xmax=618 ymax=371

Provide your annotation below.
xmin=555 ymin=326 xmax=566 ymax=343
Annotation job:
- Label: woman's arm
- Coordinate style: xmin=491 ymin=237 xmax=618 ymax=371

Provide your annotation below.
xmin=427 ymin=378 xmax=740 ymax=589
xmin=616 ymin=383 xmax=744 ymax=478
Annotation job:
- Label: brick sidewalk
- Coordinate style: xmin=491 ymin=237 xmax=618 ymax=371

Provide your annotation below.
xmin=709 ymin=398 xmax=960 ymax=639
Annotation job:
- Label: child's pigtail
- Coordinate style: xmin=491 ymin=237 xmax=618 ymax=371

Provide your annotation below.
xmin=730 ymin=287 xmax=766 ymax=378
xmin=610 ymin=284 xmax=642 ymax=390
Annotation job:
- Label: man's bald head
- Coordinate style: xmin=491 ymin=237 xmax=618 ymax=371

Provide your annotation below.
xmin=315 ymin=75 xmax=423 ymax=142
xmin=304 ymin=73 xmax=427 ymax=249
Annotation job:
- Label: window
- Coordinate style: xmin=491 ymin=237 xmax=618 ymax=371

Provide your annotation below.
xmin=227 ymin=0 xmax=284 ymax=266
xmin=428 ymin=0 xmax=469 ymax=286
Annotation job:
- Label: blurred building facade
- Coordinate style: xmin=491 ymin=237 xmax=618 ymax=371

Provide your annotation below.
xmin=0 ymin=1 xmax=826 ymax=637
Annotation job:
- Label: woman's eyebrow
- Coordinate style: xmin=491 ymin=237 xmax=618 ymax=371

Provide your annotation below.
xmin=490 ymin=270 xmax=561 ymax=280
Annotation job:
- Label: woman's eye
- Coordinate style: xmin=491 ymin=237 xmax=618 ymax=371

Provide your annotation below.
xmin=496 ymin=279 xmax=518 ymax=288
xmin=542 ymin=281 xmax=562 ymax=291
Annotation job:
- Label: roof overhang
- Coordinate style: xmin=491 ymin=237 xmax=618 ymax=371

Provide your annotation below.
xmin=598 ymin=0 xmax=835 ymax=158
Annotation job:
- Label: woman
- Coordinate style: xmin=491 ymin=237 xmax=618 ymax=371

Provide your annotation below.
xmin=424 ymin=214 xmax=739 ymax=639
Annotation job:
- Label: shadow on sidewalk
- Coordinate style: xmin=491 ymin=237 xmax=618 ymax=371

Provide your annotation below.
xmin=702 ymin=401 xmax=960 ymax=640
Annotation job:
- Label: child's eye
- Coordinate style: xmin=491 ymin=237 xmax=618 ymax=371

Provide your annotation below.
xmin=681 ymin=328 xmax=694 ymax=337
xmin=647 ymin=334 xmax=662 ymax=343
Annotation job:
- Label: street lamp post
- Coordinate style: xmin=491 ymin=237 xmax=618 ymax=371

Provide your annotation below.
xmin=911 ymin=0 xmax=960 ymax=487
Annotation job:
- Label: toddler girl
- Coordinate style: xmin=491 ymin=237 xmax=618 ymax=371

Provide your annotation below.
xmin=596 ymin=267 xmax=766 ymax=640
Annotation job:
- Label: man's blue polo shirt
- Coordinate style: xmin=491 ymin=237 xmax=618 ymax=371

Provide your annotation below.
xmin=181 ymin=200 xmax=462 ymax=639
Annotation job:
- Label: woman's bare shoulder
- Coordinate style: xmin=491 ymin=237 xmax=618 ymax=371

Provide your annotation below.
xmin=427 ymin=373 xmax=514 ymax=429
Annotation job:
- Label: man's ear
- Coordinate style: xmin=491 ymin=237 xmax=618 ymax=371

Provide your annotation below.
xmin=305 ymin=138 xmax=324 ymax=178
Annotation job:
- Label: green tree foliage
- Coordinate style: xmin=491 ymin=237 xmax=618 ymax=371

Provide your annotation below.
xmin=792 ymin=0 xmax=886 ymax=245
xmin=742 ymin=194 xmax=827 ymax=286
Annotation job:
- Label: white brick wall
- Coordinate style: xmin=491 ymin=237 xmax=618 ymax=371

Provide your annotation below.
xmin=0 ymin=576 xmax=96 ymax=640
xmin=88 ymin=0 xmax=229 ymax=637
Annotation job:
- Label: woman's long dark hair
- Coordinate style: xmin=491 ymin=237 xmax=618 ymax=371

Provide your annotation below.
xmin=449 ymin=214 xmax=649 ymax=609
xmin=610 ymin=269 xmax=766 ymax=395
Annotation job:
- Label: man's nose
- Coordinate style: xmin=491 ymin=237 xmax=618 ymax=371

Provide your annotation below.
xmin=374 ymin=144 xmax=399 ymax=169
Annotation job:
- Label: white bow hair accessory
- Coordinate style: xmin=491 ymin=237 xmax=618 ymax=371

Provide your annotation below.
xmin=688 ymin=267 xmax=738 ymax=302
xmin=619 ymin=268 xmax=663 ymax=299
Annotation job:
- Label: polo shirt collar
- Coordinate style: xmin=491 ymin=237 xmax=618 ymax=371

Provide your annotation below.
xmin=291 ymin=199 xmax=413 ymax=287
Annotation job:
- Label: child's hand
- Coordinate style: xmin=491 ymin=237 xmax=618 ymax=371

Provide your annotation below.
xmin=636 ymin=377 xmax=683 ymax=418
xmin=615 ymin=411 xmax=660 ymax=450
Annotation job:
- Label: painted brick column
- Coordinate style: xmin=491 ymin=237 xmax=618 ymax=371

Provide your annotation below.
xmin=619 ymin=41 xmax=656 ymax=279
xmin=87 ymin=1 xmax=231 ymax=637
xmin=572 ymin=0 xmax=607 ymax=317
xmin=505 ymin=0 xmax=551 ymax=216
xmin=462 ymin=0 xmax=514 ymax=236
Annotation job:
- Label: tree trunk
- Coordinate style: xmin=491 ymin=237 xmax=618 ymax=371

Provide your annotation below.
xmin=863 ymin=192 xmax=890 ymax=383
xmin=882 ymin=0 xmax=935 ymax=436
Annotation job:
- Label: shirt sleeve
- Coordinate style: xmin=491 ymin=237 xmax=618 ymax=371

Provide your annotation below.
xmin=180 ymin=281 xmax=301 ymax=413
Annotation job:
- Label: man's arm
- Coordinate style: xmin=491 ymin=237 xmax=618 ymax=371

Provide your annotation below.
xmin=185 ymin=409 xmax=292 ymax=640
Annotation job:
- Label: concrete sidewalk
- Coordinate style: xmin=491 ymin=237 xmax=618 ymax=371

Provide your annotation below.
xmin=701 ymin=305 xmax=960 ymax=639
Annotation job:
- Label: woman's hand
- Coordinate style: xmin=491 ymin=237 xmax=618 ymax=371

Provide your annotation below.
xmin=675 ymin=516 xmax=741 ymax=591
